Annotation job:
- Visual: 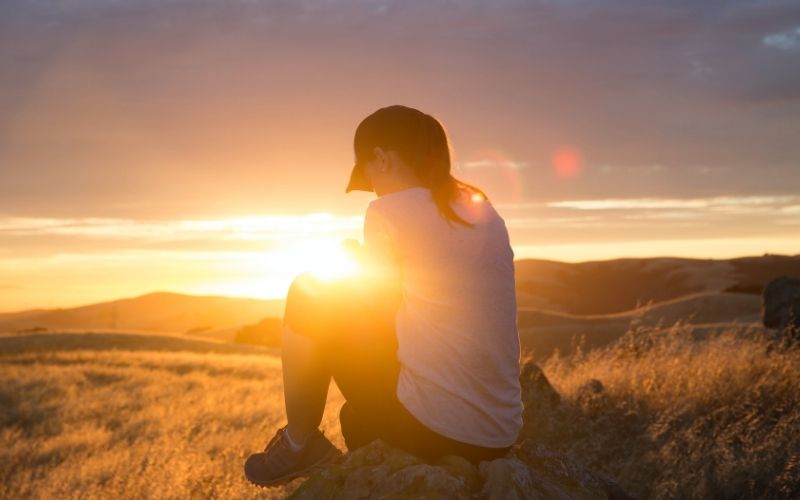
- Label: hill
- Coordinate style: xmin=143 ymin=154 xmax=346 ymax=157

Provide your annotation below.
xmin=514 ymin=253 xmax=800 ymax=315
xmin=2 ymin=253 xmax=798 ymax=357
xmin=0 ymin=292 xmax=285 ymax=336
xmin=518 ymin=291 xmax=763 ymax=358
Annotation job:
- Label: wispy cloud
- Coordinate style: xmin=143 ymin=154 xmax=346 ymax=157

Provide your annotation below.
xmin=458 ymin=160 xmax=528 ymax=170
xmin=545 ymin=195 xmax=799 ymax=211
xmin=763 ymin=27 xmax=800 ymax=51
xmin=0 ymin=214 xmax=364 ymax=241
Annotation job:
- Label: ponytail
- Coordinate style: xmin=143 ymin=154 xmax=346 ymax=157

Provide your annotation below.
xmin=353 ymin=105 xmax=487 ymax=228
xmin=420 ymin=113 xmax=482 ymax=228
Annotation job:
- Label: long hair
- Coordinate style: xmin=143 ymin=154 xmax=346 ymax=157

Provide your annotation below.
xmin=353 ymin=105 xmax=487 ymax=228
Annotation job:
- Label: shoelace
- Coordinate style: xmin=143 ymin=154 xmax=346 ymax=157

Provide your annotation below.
xmin=262 ymin=427 xmax=286 ymax=452
xmin=261 ymin=429 xmax=305 ymax=472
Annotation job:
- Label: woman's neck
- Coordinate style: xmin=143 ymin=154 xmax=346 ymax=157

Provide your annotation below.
xmin=374 ymin=178 xmax=427 ymax=197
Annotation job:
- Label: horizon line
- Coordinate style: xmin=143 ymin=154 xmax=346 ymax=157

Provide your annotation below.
xmin=1 ymin=251 xmax=796 ymax=315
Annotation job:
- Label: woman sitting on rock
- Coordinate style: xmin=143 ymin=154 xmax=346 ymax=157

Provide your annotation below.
xmin=244 ymin=104 xmax=524 ymax=487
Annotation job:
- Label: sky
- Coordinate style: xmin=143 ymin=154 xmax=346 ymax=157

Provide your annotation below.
xmin=1 ymin=0 xmax=799 ymax=311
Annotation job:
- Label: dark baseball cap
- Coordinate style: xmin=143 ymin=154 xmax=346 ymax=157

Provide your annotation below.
xmin=346 ymin=105 xmax=432 ymax=194
xmin=345 ymin=160 xmax=373 ymax=193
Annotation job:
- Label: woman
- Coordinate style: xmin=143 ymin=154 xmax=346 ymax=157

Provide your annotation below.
xmin=244 ymin=105 xmax=523 ymax=487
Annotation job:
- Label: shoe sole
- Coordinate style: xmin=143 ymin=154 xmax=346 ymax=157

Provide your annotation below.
xmin=244 ymin=447 xmax=342 ymax=488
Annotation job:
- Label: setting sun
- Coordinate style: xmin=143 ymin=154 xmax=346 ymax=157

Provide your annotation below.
xmin=294 ymin=239 xmax=362 ymax=281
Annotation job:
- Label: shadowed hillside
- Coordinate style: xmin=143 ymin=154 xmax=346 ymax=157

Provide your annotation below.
xmin=518 ymin=291 xmax=763 ymax=359
xmin=515 ymin=254 xmax=800 ymax=315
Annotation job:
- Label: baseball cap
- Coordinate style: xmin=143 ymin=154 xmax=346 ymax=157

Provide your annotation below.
xmin=347 ymin=105 xmax=429 ymax=194
xmin=345 ymin=160 xmax=373 ymax=193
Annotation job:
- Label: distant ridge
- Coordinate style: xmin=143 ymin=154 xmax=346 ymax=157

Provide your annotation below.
xmin=0 ymin=291 xmax=285 ymax=335
xmin=514 ymin=253 xmax=800 ymax=315
xmin=2 ymin=253 xmax=798 ymax=341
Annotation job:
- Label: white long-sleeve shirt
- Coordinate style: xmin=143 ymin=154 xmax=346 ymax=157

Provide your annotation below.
xmin=363 ymin=185 xmax=523 ymax=448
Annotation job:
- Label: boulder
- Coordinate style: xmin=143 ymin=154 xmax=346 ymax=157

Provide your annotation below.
xmin=289 ymin=439 xmax=632 ymax=500
xmin=762 ymin=276 xmax=800 ymax=331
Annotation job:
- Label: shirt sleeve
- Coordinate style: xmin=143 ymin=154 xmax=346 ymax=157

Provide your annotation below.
xmin=363 ymin=203 xmax=402 ymax=285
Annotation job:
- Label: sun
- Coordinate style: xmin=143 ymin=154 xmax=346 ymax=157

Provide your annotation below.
xmin=275 ymin=238 xmax=362 ymax=282
xmin=185 ymin=237 xmax=364 ymax=300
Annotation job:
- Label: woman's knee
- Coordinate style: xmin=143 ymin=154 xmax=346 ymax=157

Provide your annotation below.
xmin=284 ymin=273 xmax=362 ymax=339
xmin=284 ymin=273 xmax=331 ymax=341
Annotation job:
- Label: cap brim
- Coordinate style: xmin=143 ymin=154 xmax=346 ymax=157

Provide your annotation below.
xmin=345 ymin=162 xmax=374 ymax=193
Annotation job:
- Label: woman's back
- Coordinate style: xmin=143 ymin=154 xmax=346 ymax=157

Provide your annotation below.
xmin=365 ymin=185 xmax=523 ymax=448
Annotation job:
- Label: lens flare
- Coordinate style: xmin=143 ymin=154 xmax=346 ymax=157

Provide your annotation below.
xmin=551 ymin=146 xmax=583 ymax=178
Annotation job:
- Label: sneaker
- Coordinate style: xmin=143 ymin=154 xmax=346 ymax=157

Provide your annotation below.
xmin=244 ymin=426 xmax=342 ymax=487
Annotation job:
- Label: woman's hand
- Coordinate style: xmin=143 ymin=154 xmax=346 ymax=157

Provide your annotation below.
xmin=341 ymin=238 xmax=365 ymax=262
xmin=341 ymin=237 xmax=401 ymax=307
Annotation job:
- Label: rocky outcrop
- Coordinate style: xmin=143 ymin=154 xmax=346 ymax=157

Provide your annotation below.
xmin=290 ymin=363 xmax=631 ymax=499
xmin=762 ymin=276 xmax=800 ymax=331
xmin=289 ymin=438 xmax=632 ymax=500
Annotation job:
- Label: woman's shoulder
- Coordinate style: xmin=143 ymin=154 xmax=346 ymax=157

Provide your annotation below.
xmin=368 ymin=186 xmax=432 ymax=214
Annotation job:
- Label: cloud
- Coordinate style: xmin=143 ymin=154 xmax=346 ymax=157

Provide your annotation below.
xmin=0 ymin=214 xmax=363 ymax=241
xmin=1 ymin=0 xmax=799 ymax=219
xmin=763 ymin=27 xmax=800 ymax=50
xmin=458 ymin=160 xmax=528 ymax=170
xmin=546 ymin=195 xmax=799 ymax=210
xmin=0 ymin=213 xmax=366 ymax=259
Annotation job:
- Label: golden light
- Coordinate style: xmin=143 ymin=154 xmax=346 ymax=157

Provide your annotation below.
xmin=184 ymin=238 xmax=364 ymax=300
xmin=301 ymin=239 xmax=362 ymax=281
xmin=471 ymin=192 xmax=485 ymax=203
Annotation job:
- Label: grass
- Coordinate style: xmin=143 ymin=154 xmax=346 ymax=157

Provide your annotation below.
xmin=0 ymin=344 xmax=345 ymax=499
xmin=525 ymin=321 xmax=800 ymax=499
xmin=2 ymin=321 xmax=799 ymax=499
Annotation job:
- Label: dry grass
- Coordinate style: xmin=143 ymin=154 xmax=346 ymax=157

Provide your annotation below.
xmin=3 ymin=322 xmax=799 ymax=499
xmin=525 ymin=321 xmax=800 ymax=499
xmin=0 ymin=344 xmax=345 ymax=499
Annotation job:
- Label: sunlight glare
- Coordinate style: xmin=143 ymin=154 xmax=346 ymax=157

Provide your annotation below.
xmin=301 ymin=239 xmax=362 ymax=281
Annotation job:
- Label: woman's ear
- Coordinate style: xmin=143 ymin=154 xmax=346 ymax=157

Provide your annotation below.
xmin=373 ymin=147 xmax=389 ymax=172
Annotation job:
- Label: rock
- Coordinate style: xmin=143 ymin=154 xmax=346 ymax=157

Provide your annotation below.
xmin=576 ymin=379 xmax=608 ymax=416
xmin=289 ymin=439 xmax=632 ymax=500
xmin=515 ymin=440 xmax=634 ymax=500
xmin=762 ymin=276 xmax=800 ymax=331
xmin=521 ymin=362 xmax=561 ymax=407
xmin=479 ymin=458 xmax=543 ymax=500
xmin=518 ymin=362 xmax=564 ymax=443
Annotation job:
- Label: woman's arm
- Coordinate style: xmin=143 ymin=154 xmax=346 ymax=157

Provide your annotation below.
xmin=361 ymin=205 xmax=402 ymax=303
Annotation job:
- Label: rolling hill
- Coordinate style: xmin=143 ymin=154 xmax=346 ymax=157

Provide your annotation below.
xmin=514 ymin=253 xmax=800 ymax=314
xmin=0 ymin=292 xmax=285 ymax=335
xmin=2 ymin=254 xmax=797 ymax=357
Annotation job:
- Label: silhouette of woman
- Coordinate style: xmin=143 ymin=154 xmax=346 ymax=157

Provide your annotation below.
xmin=245 ymin=105 xmax=523 ymax=487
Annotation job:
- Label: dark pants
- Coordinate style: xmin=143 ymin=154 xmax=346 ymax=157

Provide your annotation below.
xmin=283 ymin=273 xmax=512 ymax=465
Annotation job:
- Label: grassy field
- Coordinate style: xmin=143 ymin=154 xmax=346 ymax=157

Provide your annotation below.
xmin=2 ymin=322 xmax=799 ymax=499
xmin=525 ymin=322 xmax=800 ymax=499
xmin=0 ymin=333 xmax=344 ymax=499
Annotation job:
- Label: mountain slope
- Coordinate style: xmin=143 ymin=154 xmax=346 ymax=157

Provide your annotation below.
xmin=0 ymin=292 xmax=285 ymax=335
